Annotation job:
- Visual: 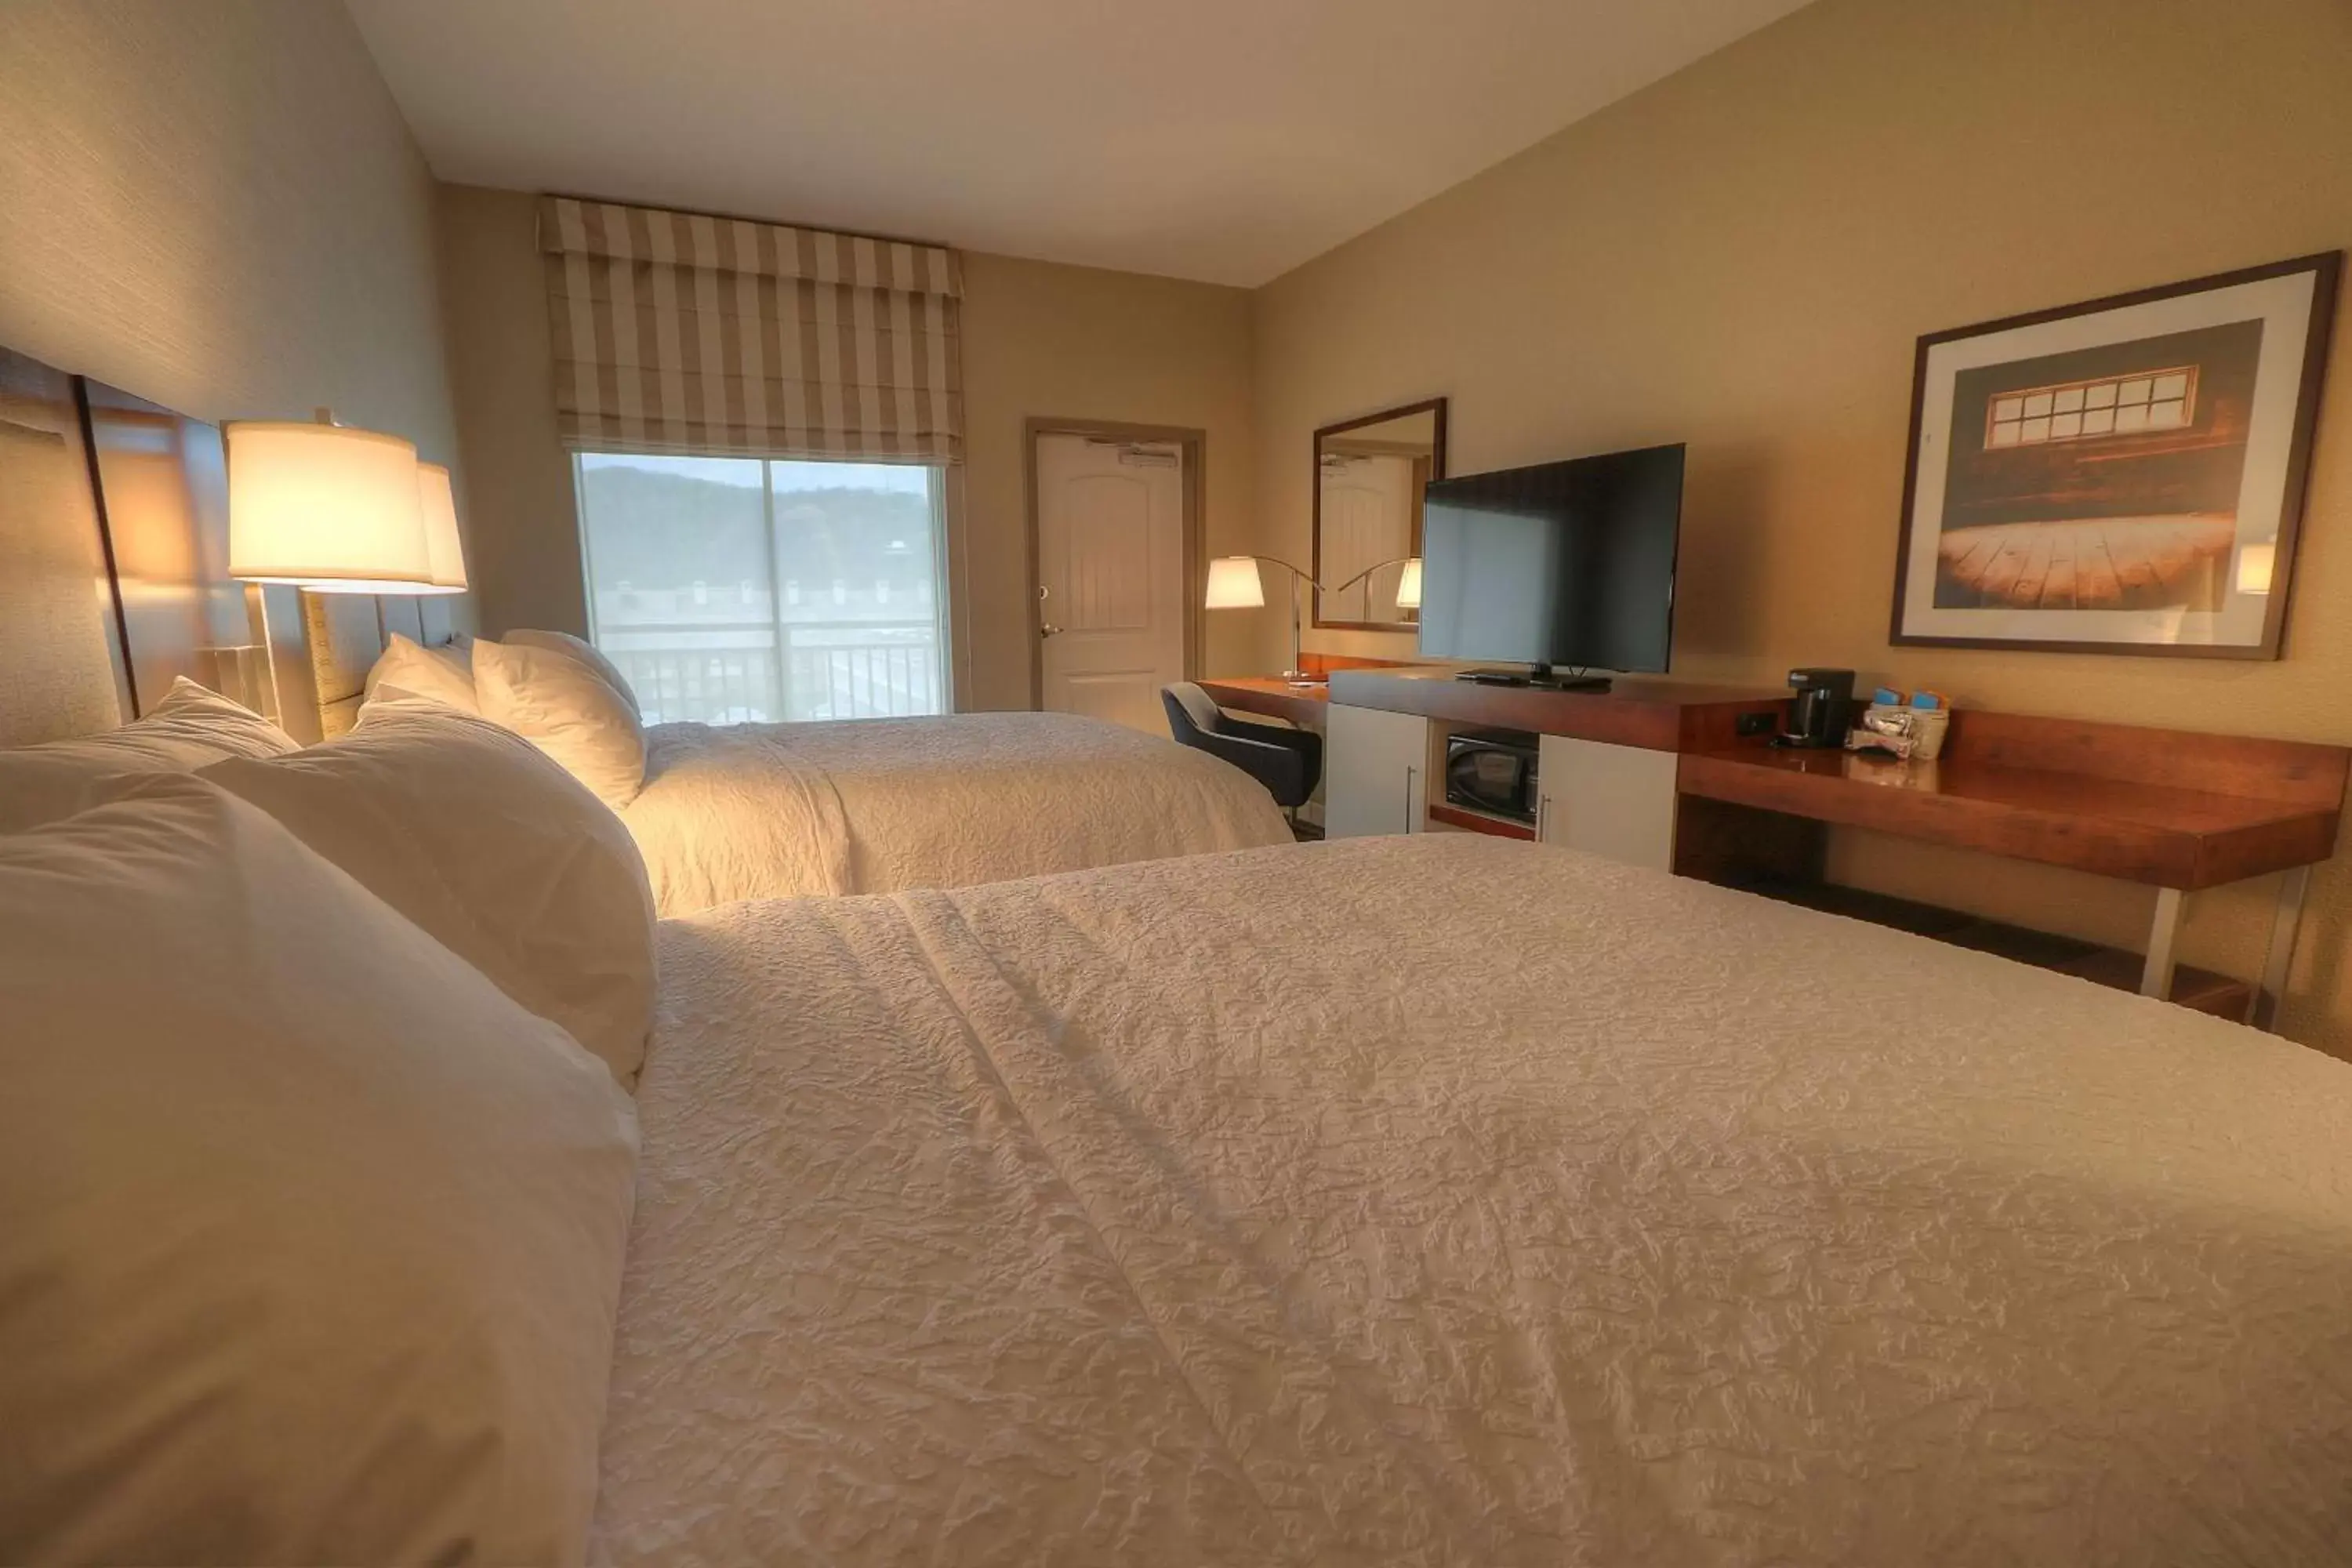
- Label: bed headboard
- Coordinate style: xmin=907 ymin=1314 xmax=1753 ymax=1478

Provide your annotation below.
xmin=81 ymin=379 xmax=260 ymax=717
xmin=299 ymin=590 xmax=462 ymax=739
xmin=0 ymin=350 xmax=133 ymax=746
xmin=0 ymin=343 xmax=467 ymax=750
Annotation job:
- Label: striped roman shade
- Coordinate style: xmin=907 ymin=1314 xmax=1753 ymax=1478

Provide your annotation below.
xmin=538 ymin=195 xmax=964 ymax=463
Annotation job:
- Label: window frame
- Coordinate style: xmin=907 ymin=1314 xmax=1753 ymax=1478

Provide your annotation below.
xmin=1984 ymin=365 xmax=2201 ymax=451
xmin=570 ymin=451 xmax=953 ymax=725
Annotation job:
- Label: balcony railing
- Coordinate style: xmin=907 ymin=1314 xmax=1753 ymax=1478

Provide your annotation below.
xmin=600 ymin=619 xmax=942 ymax=725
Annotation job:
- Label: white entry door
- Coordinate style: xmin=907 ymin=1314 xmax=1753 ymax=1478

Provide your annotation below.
xmin=1034 ymin=433 xmax=1187 ymax=733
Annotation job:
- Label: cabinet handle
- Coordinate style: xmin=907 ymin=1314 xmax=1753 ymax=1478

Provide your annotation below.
xmin=1403 ymin=764 xmax=1418 ymax=834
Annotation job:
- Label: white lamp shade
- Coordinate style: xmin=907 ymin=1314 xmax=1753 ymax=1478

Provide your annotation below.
xmin=1394 ymin=557 xmax=1423 ymax=610
xmin=1204 ymin=555 xmax=1265 ymax=610
xmin=416 ymin=462 xmax=469 ymax=592
xmin=227 ymin=421 xmax=431 ymax=593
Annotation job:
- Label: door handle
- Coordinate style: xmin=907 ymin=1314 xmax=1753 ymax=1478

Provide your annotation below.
xmin=1537 ymin=794 xmax=1555 ymax=843
xmin=1403 ymin=764 xmax=1419 ymax=834
xmin=1038 ymin=584 xmax=1058 ymax=638
xmin=1040 ymin=623 xmax=1062 ymax=637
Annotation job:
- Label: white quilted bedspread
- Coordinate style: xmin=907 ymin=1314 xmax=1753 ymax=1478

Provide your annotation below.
xmin=596 ymin=834 xmax=2352 ymax=1566
xmin=617 ymin=711 xmax=1291 ymax=913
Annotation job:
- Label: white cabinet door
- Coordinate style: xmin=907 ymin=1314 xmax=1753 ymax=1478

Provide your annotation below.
xmin=1536 ymin=735 xmax=1679 ymax=871
xmin=1325 ymin=704 xmax=1427 ymax=838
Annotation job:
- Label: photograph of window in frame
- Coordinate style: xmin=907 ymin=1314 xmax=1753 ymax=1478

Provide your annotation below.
xmin=1890 ymin=252 xmax=2339 ymax=659
xmin=1984 ymin=365 xmax=2200 ymax=449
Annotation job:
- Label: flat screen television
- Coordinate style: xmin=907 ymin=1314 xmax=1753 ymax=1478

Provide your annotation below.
xmin=1416 ymin=442 xmax=1683 ymax=688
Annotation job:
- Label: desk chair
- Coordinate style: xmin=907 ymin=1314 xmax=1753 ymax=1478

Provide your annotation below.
xmin=1161 ymin=683 xmax=1323 ymax=826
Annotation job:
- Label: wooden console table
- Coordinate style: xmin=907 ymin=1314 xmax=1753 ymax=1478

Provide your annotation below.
xmin=1327 ymin=669 xmax=1785 ymax=752
xmin=1321 ymin=667 xmax=1787 ymax=855
xmin=1679 ymin=710 xmax=2349 ymax=1030
xmin=1316 ymin=668 xmax=2345 ymax=1032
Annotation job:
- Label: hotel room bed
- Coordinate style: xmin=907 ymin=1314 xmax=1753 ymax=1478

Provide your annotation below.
xmin=617 ymin=708 xmax=1294 ymax=913
xmin=354 ymin=620 xmax=1295 ymax=913
xmin=597 ymin=833 xmax=2352 ymax=1565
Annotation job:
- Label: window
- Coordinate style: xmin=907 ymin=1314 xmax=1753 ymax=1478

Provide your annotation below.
xmin=1985 ymin=366 xmax=2198 ymax=450
xmin=575 ymin=454 xmax=948 ymax=726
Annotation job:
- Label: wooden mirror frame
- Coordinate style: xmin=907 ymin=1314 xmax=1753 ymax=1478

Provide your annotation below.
xmin=1312 ymin=396 xmax=1447 ymax=632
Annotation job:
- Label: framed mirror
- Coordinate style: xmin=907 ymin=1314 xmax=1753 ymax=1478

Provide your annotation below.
xmin=1312 ymin=397 xmax=1446 ymax=630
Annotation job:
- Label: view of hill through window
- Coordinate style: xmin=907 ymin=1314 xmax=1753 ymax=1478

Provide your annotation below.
xmin=576 ymin=454 xmax=946 ymax=724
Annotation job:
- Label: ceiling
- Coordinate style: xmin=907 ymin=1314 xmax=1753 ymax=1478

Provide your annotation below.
xmin=347 ymin=0 xmax=1810 ymax=288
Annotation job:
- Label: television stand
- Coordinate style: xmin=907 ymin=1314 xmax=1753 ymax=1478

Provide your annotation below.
xmin=1457 ymin=666 xmax=1613 ymax=693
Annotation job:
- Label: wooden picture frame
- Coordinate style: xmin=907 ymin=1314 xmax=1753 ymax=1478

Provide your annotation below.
xmin=1312 ymin=397 xmax=1447 ymax=632
xmin=1889 ymin=252 xmax=2339 ymax=659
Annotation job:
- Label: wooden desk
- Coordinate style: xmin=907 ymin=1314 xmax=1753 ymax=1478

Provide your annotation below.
xmin=1677 ymin=710 xmax=2349 ymax=1030
xmin=1197 ymin=676 xmax=1327 ymax=727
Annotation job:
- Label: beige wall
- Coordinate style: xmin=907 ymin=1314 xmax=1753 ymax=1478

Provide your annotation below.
xmin=433 ymin=192 xmax=1259 ymax=710
xmin=0 ymin=0 xmax=457 ymax=474
xmin=958 ymin=252 xmax=1257 ymax=709
xmin=435 ymin=185 xmax=587 ymax=638
xmin=1250 ymin=0 xmax=2352 ymax=1050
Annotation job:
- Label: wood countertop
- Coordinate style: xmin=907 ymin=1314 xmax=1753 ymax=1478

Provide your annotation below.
xmin=1196 ymin=677 xmax=1329 ymax=726
xmin=1326 ymin=667 xmax=1787 ymax=753
xmin=1679 ymin=715 xmax=2348 ymax=889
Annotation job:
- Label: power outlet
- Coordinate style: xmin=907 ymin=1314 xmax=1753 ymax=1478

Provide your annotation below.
xmin=1736 ymin=710 xmax=1778 ymax=738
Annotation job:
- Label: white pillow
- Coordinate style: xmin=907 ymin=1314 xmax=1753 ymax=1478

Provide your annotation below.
xmin=363 ymin=632 xmax=478 ymax=715
xmin=0 ymin=677 xmax=298 ymax=833
xmin=473 ymin=633 xmax=646 ymax=811
xmin=510 ymin=628 xmax=641 ymax=720
xmin=0 ymin=775 xmax=637 ymax=1564
xmin=200 ymin=697 xmax=658 ymax=1085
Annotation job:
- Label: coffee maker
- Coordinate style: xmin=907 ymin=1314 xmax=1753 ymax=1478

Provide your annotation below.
xmin=1777 ymin=668 xmax=1854 ymax=749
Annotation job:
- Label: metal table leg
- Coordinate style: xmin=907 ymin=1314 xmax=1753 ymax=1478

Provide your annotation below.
xmin=2140 ymin=886 xmax=2186 ymax=1000
xmin=2246 ymin=866 xmax=2313 ymax=1033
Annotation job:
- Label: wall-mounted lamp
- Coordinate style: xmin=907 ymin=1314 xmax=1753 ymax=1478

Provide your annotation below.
xmin=227 ymin=415 xmax=435 ymax=593
xmin=1205 ymin=554 xmax=1421 ymax=687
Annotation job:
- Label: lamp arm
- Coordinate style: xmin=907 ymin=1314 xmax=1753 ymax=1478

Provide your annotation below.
xmin=1321 ymin=554 xmax=1417 ymax=597
xmin=1225 ymin=553 xmax=1411 ymax=682
xmin=1226 ymin=554 xmax=1314 ymax=684
xmin=1233 ymin=552 xmax=1416 ymax=595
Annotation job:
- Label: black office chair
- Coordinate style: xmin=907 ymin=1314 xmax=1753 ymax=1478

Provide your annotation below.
xmin=1161 ymin=683 xmax=1323 ymax=822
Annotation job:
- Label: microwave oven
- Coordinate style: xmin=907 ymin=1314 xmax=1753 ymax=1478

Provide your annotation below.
xmin=1443 ymin=734 xmax=1538 ymax=823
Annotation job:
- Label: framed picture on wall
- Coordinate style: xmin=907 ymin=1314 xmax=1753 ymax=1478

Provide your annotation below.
xmin=1890 ymin=251 xmax=2339 ymax=659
